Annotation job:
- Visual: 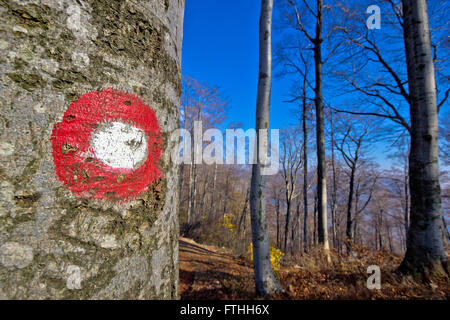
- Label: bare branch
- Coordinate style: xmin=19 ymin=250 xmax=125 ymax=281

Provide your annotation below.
xmin=288 ymin=0 xmax=314 ymax=42
xmin=331 ymin=106 xmax=411 ymax=133
xmin=438 ymin=88 xmax=449 ymax=112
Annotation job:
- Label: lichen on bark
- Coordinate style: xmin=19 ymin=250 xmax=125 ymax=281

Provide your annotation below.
xmin=0 ymin=0 xmax=184 ymax=299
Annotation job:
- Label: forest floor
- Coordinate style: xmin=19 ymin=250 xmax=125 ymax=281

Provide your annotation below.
xmin=179 ymin=237 xmax=449 ymax=300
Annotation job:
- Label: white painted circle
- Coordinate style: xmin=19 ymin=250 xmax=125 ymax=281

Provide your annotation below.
xmin=91 ymin=121 xmax=148 ymax=170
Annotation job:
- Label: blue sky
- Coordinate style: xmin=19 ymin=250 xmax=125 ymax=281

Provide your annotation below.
xmin=180 ymin=0 xmax=389 ymax=167
xmin=180 ymin=0 xmax=448 ymax=169
xmin=181 ymin=0 xmax=294 ymax=131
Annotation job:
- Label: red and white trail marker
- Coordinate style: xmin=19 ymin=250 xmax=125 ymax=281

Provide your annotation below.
xmin=51 ymin=88 xmax=163 ymax=202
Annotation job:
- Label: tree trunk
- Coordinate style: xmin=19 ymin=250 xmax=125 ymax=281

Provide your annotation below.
xmin=209 ymin=163 xmax=217 ymax=217
xmin=275 ymin=196 xmax=280 ymax=248
xmin=313 ymin=192 xmax=318 ymax=247
xmin=302 ymin=84 xmax=309 ymax=252
xmin=200 ymin=169 xmax=209 ymax=218
xmin=238 ymin=187 xmax=250 ymax=235
xmin=0 ymin=0 xmax=184 ymax=299
xmin=345 ymin=164 xmax=356 ymax=252
xmin=250 ymin=0 xmax=282 ymax=296
xmin=378 ymin=210 xmax=383 ymax=251
xmin=399 ymin=0 xmax=448 ymax=278
xmin=187 ymin=113 xmax=200 ymax=225
xmin=283 ymin=190 xmax=292 ymax=253
xmin=222 ymin=169 xmax=230 ymax=215
xmin=189 ymin=162 xmax=198 ymax=222
xmin=291 ymin=199 xmax=301 ymax=254
xmin=178 ymin=112 xmax=189 ymax=214
xmin=443 ymin=217 xmax=450 ymax=248
xmin=387 ymin=224 xmax=394 ymax=253
xmin=187 ymin=162 xmax=193 ymax=224
xmin=314 ymin=0 xmax=331 ymax=262
xmin=374 ymin=222 xmax=378 ymax=251
xmin=353 ymin=185 xmax=359 ymax=245
xmin=330 ymin=112 xmax=338 ymax=250
xmin=403 ymin=154 xmax=410 ymax=242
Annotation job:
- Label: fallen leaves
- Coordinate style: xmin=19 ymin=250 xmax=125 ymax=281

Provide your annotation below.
xmin=179 ymin=238 xmax=450 ymax=300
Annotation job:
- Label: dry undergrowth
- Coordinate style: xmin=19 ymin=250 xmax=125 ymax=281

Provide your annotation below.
xmin=179 ymin=237 xmax=449 ymax=300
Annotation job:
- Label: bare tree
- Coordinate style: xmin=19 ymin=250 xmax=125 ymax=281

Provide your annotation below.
xmin=284 ymin=0 xmax=341 ymax=262
xmin=280 ymin=128 xmax=303 ymax=253
xmin=399 ymin=0 xmax=448 ymax=277
xmin=333 ymin=0 xmax=448 ymax=277
xmin=328 ymin=109 xmax=340 ymax=250
xmin=275 ymin=15 xmax=315 ymax=253
xmin=440 ymin=117 xmax=450 ymax=166
xmin=180 ymin=76 xmax=228 ymax=230
xmin=250 ymin=0 xmax=283 ymax=296
xmin=333 ymin=120 xmax=369 ymax=251
xmin=268 ymin=176 xmax=284 ymax=248
xmin=352 ymin=164 xmax=379 ymax=244
xmin=386 ymin=140 xmax=411 ymax=247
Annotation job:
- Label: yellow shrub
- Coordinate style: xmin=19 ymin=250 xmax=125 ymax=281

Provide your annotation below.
xmin=223 ymin=213 xmax=236 ymax=233
xmin=248 ymin=243 xmax=284 ymax=271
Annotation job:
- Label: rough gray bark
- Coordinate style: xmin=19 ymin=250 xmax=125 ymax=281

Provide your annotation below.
xmin=0 ymin=0 xmax=184 ymax=299
xmin=250 ymin=0 xmax=282 ymax=296
xmin=399 ymin=0 xmax=448 ymax=277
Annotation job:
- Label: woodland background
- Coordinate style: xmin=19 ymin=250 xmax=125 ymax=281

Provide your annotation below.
xmin=177 ymin=0 xmax=449 ymax=299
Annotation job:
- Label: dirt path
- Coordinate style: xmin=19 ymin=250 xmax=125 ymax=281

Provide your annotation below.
xmin=179 ymin=237 xmax=255 ymax=299
xmin=179 ymin=237 xmax=449 ymax=300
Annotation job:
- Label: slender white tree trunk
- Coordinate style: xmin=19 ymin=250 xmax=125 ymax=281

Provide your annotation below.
xmin=250 ymin=0 xmax=283 ymax=296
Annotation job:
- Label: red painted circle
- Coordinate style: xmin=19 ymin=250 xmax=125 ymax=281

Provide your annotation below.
xmin=51 ymin=88 xmax=163 ymax=202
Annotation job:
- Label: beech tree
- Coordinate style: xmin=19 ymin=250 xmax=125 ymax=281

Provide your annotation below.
xmin=0 ymin=0 xmax=184 ymax=299
xmin=333 ymin=120 xmax=369 ymax=251
xmin=250 ymin=0 xmax=283 ymax=296
xmin=280 ymin=0 xmax=348 ymax=261
xmin=179 ymin=76 xmax=228 ymax=231
xmin=335 ymin=0 xmax=448 ymax=277
xmin=280 ymin=128 xmax=303 ymax=253
xmin=399 ymin=0 xmax=448 ymax=277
